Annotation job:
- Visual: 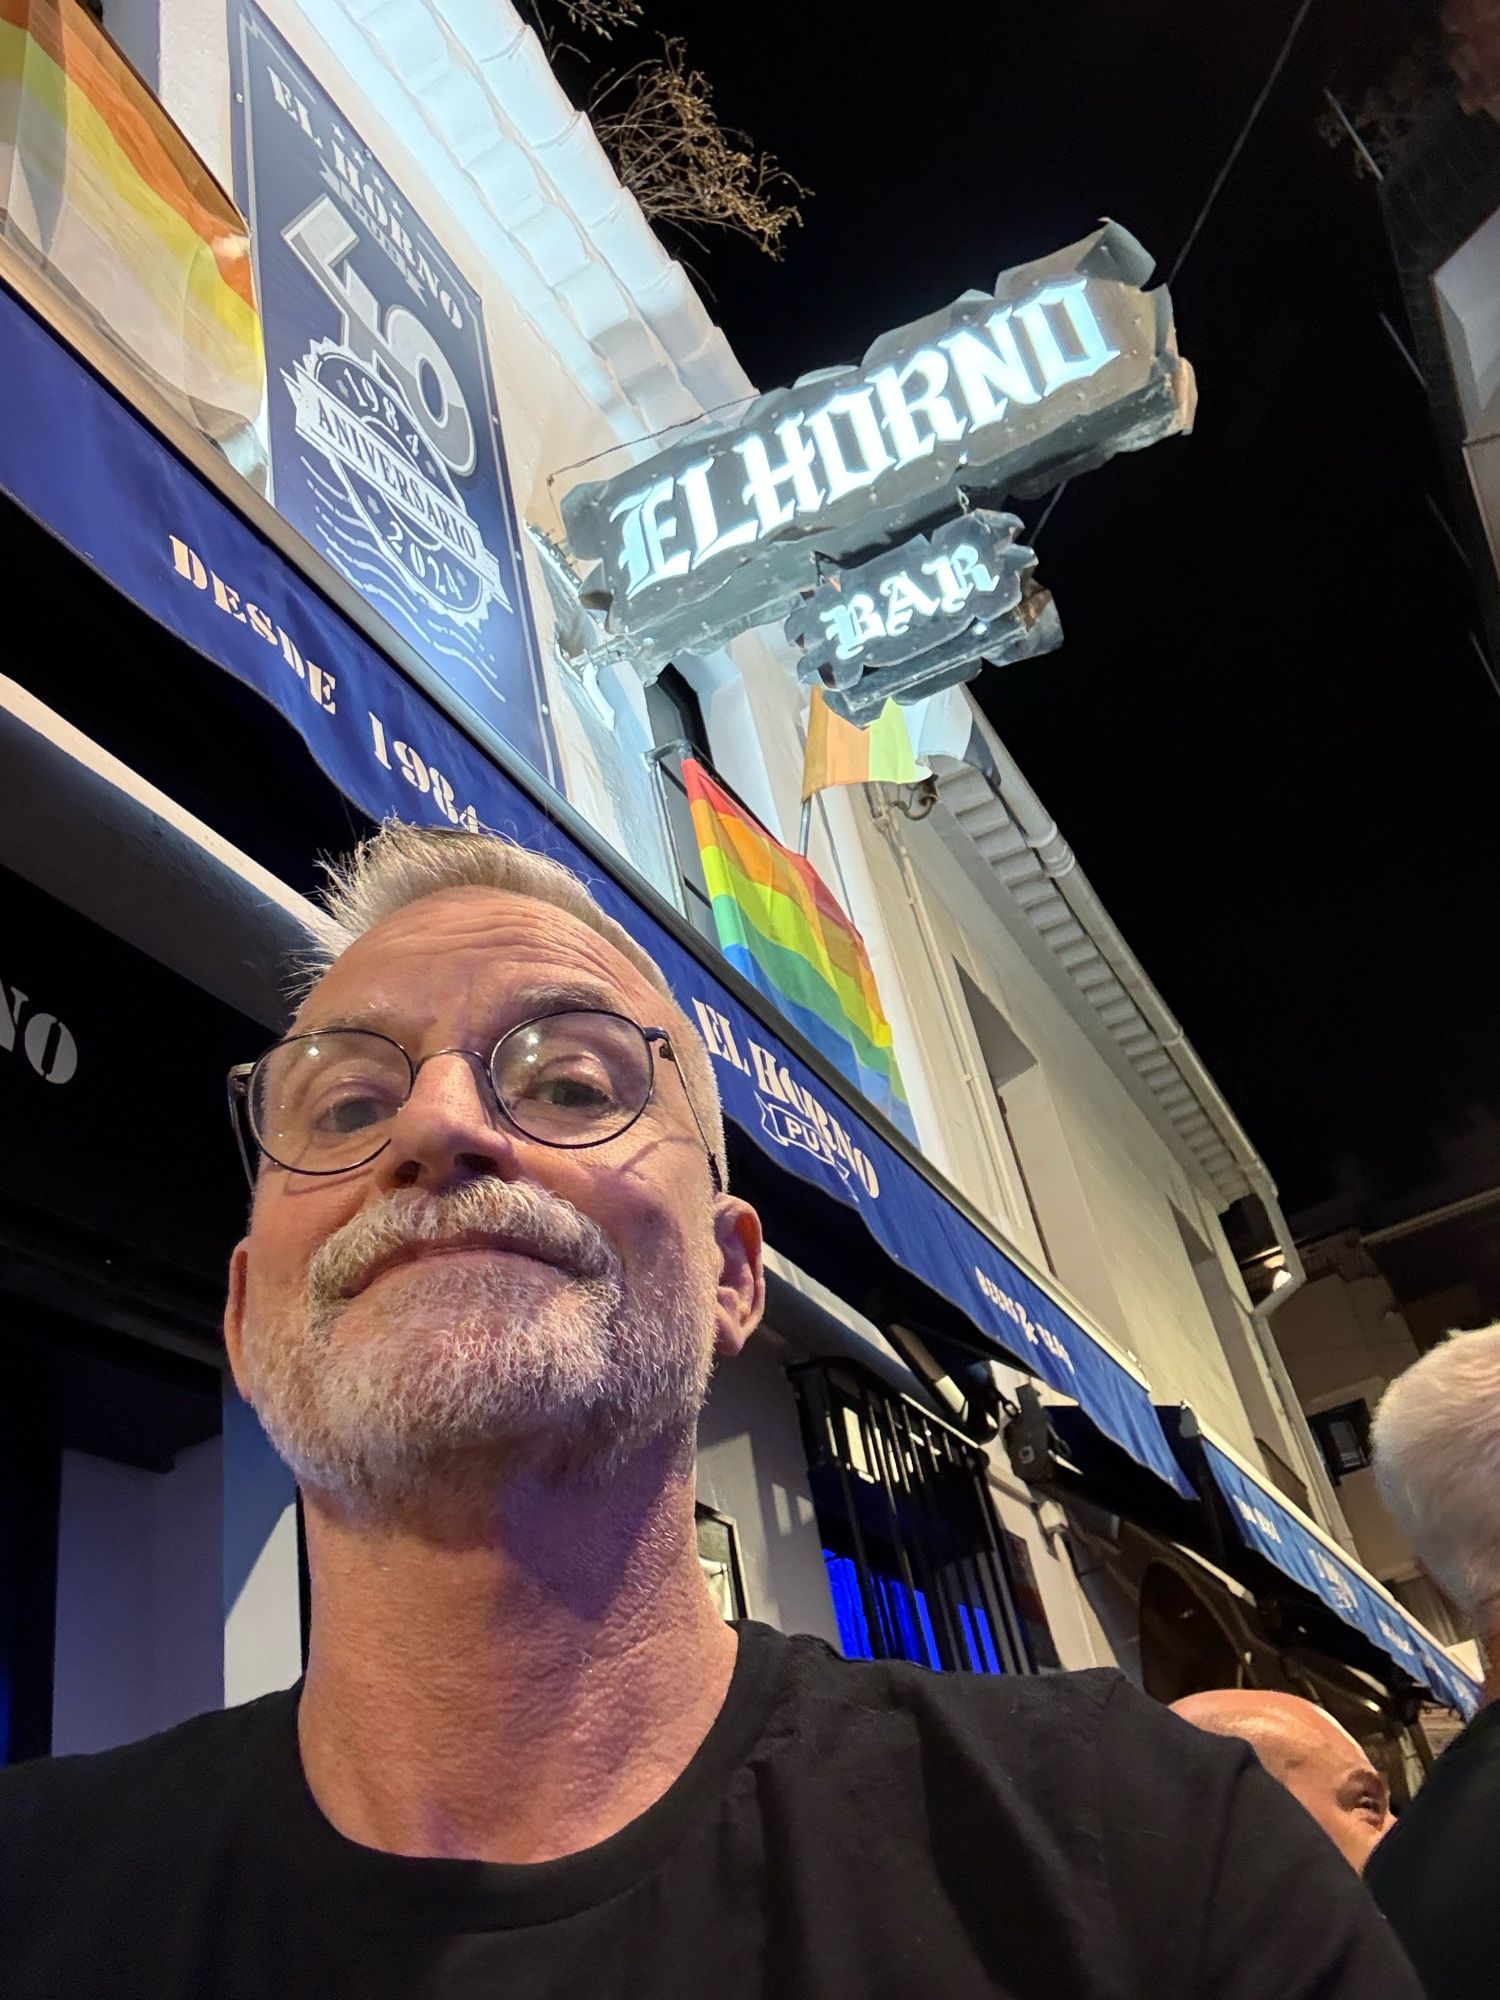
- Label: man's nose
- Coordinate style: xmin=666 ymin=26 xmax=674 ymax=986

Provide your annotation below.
xmin=374 ymin=1049 xmax=520 ymax=1192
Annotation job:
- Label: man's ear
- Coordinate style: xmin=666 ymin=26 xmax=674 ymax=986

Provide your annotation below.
xmin=224 ymin=1238 xmax=254 ymax=1402
xmin=712 ymin=1196 xmax=764 ymax=1359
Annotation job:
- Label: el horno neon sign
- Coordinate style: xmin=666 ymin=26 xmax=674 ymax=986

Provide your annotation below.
xmin=561 ymin=221 xmax=1195 ymax=661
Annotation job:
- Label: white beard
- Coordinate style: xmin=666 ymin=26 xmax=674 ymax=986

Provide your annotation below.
xmin=238 ymin=1182 xmax=717 ymax=1519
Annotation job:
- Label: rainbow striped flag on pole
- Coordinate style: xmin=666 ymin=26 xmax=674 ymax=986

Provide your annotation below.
xmin=683 ymin=758 xmax=916 ymax=1140
xmin=0 ymin=0 xmax=265 ymax=463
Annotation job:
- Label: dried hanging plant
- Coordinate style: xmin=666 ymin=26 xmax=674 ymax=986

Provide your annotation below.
xmin=525 ymin=0 xmax=642 ymax=41
xmin=1318 ymin=43 xmax=1452 ymax=177
xmin=591 ymin=38 xmax=807 ymax=258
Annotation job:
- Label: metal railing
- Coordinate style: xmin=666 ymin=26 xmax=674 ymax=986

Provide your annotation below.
xmin=790 ymin=1359 xmax=1035 ymax=1676
xmin=645 ymin=736 xmax=717 ymax=942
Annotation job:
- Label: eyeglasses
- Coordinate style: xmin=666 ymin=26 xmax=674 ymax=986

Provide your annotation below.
xmin=228 ymin=1008 xmax=722 ymax=1190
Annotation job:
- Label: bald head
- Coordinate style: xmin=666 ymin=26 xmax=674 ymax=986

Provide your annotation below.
xmin=1171 ymin=1690 xmax=1394 ymax=1871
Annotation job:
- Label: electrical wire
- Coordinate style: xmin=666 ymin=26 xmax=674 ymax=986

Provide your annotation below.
xmin=1033 ymin=0 xmax=1319 ymax=543
xmin=1166 ymin=0 xmax=1319 ymax=289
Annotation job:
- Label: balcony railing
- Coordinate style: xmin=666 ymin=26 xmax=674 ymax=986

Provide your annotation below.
xmin=791 ymin=1359 xmax=1038 ymax=1676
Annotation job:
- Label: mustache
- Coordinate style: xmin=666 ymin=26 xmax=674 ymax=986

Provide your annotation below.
xmin=305 ymin=1181 xmax=619 ymax=1311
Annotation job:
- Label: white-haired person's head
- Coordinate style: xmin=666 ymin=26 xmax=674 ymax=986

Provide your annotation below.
xmin=1373 ymin=1323 xmax=1500 ymax=1632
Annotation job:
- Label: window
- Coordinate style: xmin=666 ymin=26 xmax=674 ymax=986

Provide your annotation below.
xmin=646 ymin=664 xmax=711 ymax=760
xmin=695 ymin=1503 xmax=747 ymax=1621
xmin=952 ymin=968 xmax=1058 ymax=1273
xmin=645 ymin=665 xmax=717 ymax=943
xmin=1309 ymin=1400 xmax=1374 ymax=1484
xmin=1175 ymin=1206 xmax=1300 ymax=1475
xmin=646 ymin=665 xmax=777 ymax=951
xmin=992 ymin=1088 xmax=1056 ymax=1275
xmin=1254 ymin=1436 xmax=1312 ymax=1515
xmin=789 ymin=1360 xmax=1039 ymax=1675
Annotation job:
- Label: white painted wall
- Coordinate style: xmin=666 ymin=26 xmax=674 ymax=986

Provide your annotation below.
xmin=222 ymin=1384 xmax=302 ymax=1705
xmin=1272 ymin=1266 xmax=1427 ymax=1580
xmin=1274 ymin=1264 xmax=1422 ymax=1410
xmin=696 ymin=1334 xmax=840 ymax=1647
xmin=823 ymin=799 xmax=1305 ymax=1475
xmin=982 ymin=1377 xmax=1114 ymax=1674
xmin=51 ymin=1439 xmax=223 ymax=1754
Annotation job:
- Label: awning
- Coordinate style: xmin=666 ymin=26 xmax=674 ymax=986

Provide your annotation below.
xmin=1167 ymin=1413 xmax=1481 ymax=1717
xmin=0 ymin=269 xmax=1192 ymax=1504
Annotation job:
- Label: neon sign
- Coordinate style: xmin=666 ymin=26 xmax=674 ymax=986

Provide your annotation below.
xmin=786 ymin=511 xmax=1060 ymax=722
xmin=561 ymin=221 xmax=1195 ymax=659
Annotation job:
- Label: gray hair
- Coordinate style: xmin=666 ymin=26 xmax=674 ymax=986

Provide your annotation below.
xmin=1373 ymin=1323 xmax=1500 ymax=1626
xmin=297 ymin=821 xmax=727 ymax=1187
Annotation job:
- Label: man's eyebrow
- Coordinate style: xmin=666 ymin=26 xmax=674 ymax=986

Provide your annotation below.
xmin=295 ymin=1000 xmax=403 ymax=1036
xmin=503 ymin=979 xmax=638 ymax=1019
xmin=297 ymin=981 xmax=650 ymax=1040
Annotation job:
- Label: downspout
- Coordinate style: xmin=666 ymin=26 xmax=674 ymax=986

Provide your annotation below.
xmin=1248 ymin=1230 xmax=1359 ymax=1556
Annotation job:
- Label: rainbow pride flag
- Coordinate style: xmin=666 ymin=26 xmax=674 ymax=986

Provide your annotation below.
xmin=0 ymin=0 xmax=265 ymax=455
xmin=683 ymin=758 xmax=915 ymax=1139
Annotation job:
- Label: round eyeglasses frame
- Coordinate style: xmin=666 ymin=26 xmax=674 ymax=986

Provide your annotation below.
xmin=227 ymin=1009 xmax=723 ymax=1192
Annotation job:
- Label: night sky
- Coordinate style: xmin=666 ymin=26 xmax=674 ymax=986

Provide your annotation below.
xmin=558 ymin=0 xmax=1500 ymax=1216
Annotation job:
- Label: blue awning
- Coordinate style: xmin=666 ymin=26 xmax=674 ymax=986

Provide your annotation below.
xmin=0 ymin=272 xmax=1193 ymax=1504
xmin=1170 ymin=1416 xmax=1480 ymax=1716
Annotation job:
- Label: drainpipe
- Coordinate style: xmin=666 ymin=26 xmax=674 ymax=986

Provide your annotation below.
xmin=1252 ymin=1290 xmax=1356 ymax=1552
xmin=1248 ymin=1228 xmax=1359 ymax=1555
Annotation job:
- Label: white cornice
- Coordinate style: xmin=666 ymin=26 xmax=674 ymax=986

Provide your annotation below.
xmin=934 ymin=715 xmax=1273 ymax=1212
xmin=308 ymin=0 xmax=752 ymax=446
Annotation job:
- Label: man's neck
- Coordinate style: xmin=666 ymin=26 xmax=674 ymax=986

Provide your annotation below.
xmin=296 ymin=1438 xmax=739 ymax=1865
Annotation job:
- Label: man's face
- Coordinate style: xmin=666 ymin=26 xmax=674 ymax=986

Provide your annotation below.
xmin=1279 ymin=1735 xmax=1396 ymax=1874
xmin=224 ymin=887 xmax=763 ymax=1514
xmin=1172 ymin=1689 xmax=1397 ymax=1873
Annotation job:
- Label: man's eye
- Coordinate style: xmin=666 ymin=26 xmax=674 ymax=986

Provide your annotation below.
xmin=528 ymin=1072 xmax=613 ymax=1110
xmin=310 ymin=1089 xmax=394 ymax=1135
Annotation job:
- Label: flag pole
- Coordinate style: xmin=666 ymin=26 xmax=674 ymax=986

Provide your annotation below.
xmin=797 ymin=796 xmax=812 ymax=855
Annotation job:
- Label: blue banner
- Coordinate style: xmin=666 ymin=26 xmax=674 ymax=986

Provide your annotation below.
xmin=1198 ymin=1436 xmax=1479 ymax=1716
xmin=228 ymin=0 xmax=557 ymax=786
xmin=0 ymin=273 xmax=1192 ymax=1502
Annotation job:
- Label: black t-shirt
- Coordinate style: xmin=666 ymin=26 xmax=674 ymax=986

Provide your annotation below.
xmin=1367 ymin=1697 xmax=1500 ymax=1998
xmin=0 ymin=1623 xmax=1419 ymax=1999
